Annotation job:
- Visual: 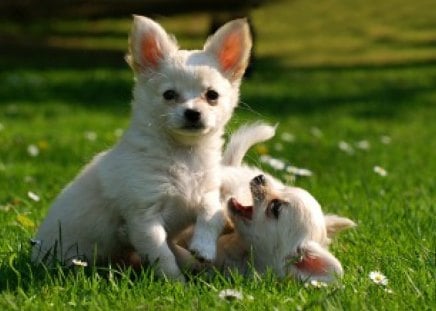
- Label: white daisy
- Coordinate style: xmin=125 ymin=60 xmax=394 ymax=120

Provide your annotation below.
xmin=304 ymin=280 xmax=328 ymax=288
xmin=338 ymin=141 xmax=354 ymax=155
xmin=260 ymin=155 xmax=286 ymax=170
xmin=84 ymin=131 xmax=97 ymax=141
xmin=286 ymin=166 xmax=313 ymax=177
xmin=218 ymin=289 xmax=244 ymax=301
xmin=27 ymin=191 xmax=40 ymax=202
xmin=280 ymin=132 xmax=295 ymax=143
xmin=27 ymin=144 xmax=40 ymax=157
xmin=259 ymin=155 xmax=271 ymax=163
xmin=269 ymin=158 xmax=286 ymax=170
xmin=356 ymin=140 xmax=370 ymax=150
xmin=380 ymin=135 xmax=391 ymax=144
xmin=310 ymin=127 xmax=323 ymax=138
xmin=369 ymin=271 xmax=388 ymax=286
xmin=0 ymin=204 xmax=11 ymax=212
xmin=24 ymin=176 xmax=35 ymax=183
xmin=373 ymin=166 xmax=388 ymax=177
xmin=71 ymin=259 xmax=88 ymax=267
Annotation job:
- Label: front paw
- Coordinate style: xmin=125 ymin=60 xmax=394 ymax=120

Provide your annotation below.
xmin=189 ymin=239 xmax=216 ymax=262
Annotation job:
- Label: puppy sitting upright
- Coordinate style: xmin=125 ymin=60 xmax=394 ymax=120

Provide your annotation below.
xmin=31 ymin=16 xmax=252 ymax=281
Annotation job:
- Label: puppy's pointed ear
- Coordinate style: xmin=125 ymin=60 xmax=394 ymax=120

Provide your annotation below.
xmin=287 ymin=241 xmax=343 ymax=283
xmin=127 ymin=15 xmax=178 ymax=73
xmin=324 ymin=215 xmax=356 ymax=238
xmin=204 ymin=18 xmax=252 ymax=82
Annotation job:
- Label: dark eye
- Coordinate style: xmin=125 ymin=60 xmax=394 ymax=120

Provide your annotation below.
xmin=163 ymin=89 xmax=178 ymax=101
xmin=269 ymin=199 xmax=282 ymax=219
xmin=205 ymin=89 xmax=219 ymax=104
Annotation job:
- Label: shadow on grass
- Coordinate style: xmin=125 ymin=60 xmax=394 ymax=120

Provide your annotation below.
xmin=0 ymin=248 xmax=149 ymax=293
xmin=0 ymin=250 xmax=45 ymax=292
xmin=244 ymin=55 xmax=436 ymax=118
xmin=1 ymin=41 xmax=435 ymax=119
xmin=0 ymin=41 xmax=126 ymax=71
xmin=0 ymin=248 xmax=236 ymax=294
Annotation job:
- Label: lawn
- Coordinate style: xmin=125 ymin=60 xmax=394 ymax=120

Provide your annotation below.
xmin=0 ymin=0 xmax=435 ymax=309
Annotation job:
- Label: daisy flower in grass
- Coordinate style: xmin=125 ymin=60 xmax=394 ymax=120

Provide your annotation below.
xmin=260 ymin=155 xmax=286 ymax=170
xmin=286 ymin=166 xmax=313 ymax=177
xmin=24 ymin=175 xmax=35 ymax=183
xmin=310 ymin=127 xmax=323 ymax=138
xmin=338 ymin=141 xmax=354 ymax=155
xmin=84 ymin=131 xmax=97 ymax=141
xmin=280 ymin=132 xmax=295 ymax=143
xmin=27 ymin=191 xmax=40 ymax=202
xmin=72 ymin=259 xmax=88 ymax=267
xmin=27 ymin=144 xmax=40 ymax=157
xmin=261 ymin=155 xmax=313 ymax=177
xmin=304 ymin=280 xmax=328 ymax=288
xmin=369 ymin=271 xmax=388 ymax=286
xmin=373 ymin=166 xmax=388 ymax=177
xmin=380 ymin=135 xmax=392 ymax=144
xmin=218 ymin=289 xmax=244 ymax=301
xmin=356 ymin=140 xmax=370 ymax=150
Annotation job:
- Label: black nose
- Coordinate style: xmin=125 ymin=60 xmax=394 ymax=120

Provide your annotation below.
xmin=184 ymin=109 xmax=201 ymax=123
xmin=253 ymin=174 xmax=266 ymax=186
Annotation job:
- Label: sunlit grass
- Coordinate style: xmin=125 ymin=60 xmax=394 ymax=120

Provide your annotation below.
xmin=1 ymin=0 xmax=435 ymax=309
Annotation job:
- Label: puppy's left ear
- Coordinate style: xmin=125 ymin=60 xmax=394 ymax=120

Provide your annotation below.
xmin=204 ymin=18 xmax=252 ymax=83
xmin=324 ymin=214 xmax=356 ymax=238
xmin=287 ymin=241 xmax=343 ymax=283
xmin=127 ymin=15 xmax=178 ymax=74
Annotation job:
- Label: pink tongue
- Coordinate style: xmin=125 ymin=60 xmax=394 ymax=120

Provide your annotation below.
xmin=229 ymin=198 xmax=253 ymax=220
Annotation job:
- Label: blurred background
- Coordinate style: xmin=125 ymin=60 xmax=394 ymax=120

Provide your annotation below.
xmin=0 ymin=0 xmax=435 ymax=185
xmin=1 ymin=0 xmax=435 ymax=111
xmin=1 ymin=0 xmax=435 ymax=112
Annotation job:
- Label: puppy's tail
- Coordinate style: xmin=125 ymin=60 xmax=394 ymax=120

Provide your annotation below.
xmin=223 ymin=122 xmax=276 ymax=166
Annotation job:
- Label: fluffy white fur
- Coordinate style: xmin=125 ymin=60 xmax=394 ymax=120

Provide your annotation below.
xmin=31 ymin=16 xmax=252 ymax=281
xmin=175 ymin=123 xmax=356 ymax=282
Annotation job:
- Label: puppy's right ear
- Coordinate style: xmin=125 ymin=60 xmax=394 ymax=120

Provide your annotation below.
xmin=127 ymin=15 xmax=178 ymax=73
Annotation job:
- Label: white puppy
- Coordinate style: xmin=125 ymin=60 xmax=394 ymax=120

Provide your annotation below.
xmin=175 ymin=124 xmax=356 ymax=282
xmin=31 ymin=16 xmax=252 ymax=281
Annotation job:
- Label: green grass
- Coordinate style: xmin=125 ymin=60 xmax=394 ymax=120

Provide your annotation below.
xmin=1 ymin=0 xmax=435 ymax=309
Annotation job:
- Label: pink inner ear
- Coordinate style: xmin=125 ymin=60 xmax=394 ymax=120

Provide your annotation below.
xmin=295 ymin=255 xmax=327 ymax=275
xmin=141 ymin=36 xmax=161 ymax=67
xmin=218 ymin=32 xmax=242 ymax=72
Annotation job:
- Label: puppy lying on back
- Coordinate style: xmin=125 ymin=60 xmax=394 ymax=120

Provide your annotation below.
xmin=174 ymin=123 xmax=356 ymax=282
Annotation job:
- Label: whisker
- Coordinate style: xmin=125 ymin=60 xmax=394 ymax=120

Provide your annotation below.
xmin=237 ymin=101 xmax=265 ymax=118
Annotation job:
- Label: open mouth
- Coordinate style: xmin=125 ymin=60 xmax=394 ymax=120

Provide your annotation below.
xmin=228 ymin=198 xmax=253 ymax=220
